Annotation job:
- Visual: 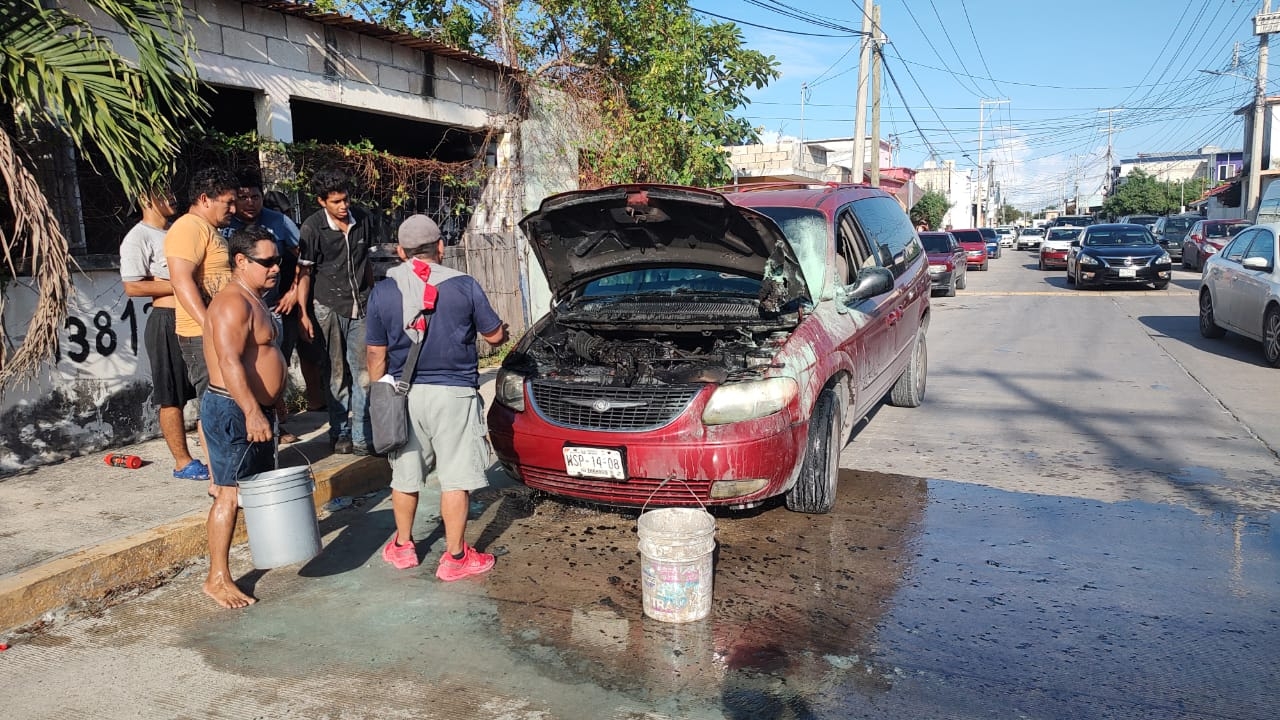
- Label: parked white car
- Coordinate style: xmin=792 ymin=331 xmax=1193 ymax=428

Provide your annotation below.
xmin=995 ymin=226 xmax=1017 ymax=248
xmin=1199 ymin=223 xmax=1280 ymax=366
xmin=1016 ymin=227 xmax=1044 ymax=250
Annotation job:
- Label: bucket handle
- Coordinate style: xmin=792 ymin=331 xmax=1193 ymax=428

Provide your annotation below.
xmin=640 ymin=476 xmax=709 ymax=516
xmin=234 ymin=425 xmax=317 ymax=508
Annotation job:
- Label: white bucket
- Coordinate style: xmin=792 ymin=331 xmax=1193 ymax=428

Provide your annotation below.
xmin=237 ymin=466 xmax=323 ymax=569
xmin=637 ymin=507 xmax=717 ymax=623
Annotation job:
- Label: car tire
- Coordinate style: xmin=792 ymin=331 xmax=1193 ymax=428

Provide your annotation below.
xmin=1264 ymin=307 xmax=1280 ymax=367
xmin=1199 ymin=290 xmax=1227 ymax=339
xmin=956 ymin=271 xmax=967 ymax=290
xmin=1153 ymin=281 xmax=1169 ymax=290
xmin=981 ymin=261 xmax=989 ymax=271
xmin=1181 ymin=254 xmax=1190 ymax=270
xmin=944 ymin=278 xmax=956 ymax=297
xmin=889 ymin=326 xmax=927 ymax=408
xmin=1065 ymin=266 xmax=1074 ymax=284
xmin=786 ymin=388 xmax=841 ymax=514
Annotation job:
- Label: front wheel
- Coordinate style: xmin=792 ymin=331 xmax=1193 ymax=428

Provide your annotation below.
xmin=1038 ymin=257 xmax=1046 ymax=271
xmin=1199 ymin=291 xmax=1227 ymax=339
xmin=889 ymin=326 xmax=927 ymax=408
xmin=1264 ymin=307 xmax=1280 ymax=367
xmin=786 ymin=389 xmax=841 ymax=514
xmin=981 ymin=260 xmax=989 ymax=271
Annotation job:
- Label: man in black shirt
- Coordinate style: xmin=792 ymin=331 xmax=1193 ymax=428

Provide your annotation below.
xmin=296 ymin=169 xmax=375 ymax=455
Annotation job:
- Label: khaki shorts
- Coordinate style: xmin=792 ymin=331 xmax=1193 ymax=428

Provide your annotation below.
xmin=388 ymin=385 xmax=490 ymax=494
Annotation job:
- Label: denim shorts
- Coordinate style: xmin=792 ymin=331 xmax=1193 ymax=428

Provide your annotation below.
xmin=200 ymin=388 xmax=275 ymax=487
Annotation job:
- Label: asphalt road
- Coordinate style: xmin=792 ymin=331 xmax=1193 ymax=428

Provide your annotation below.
xmin=5 ymin=248 xmax=1278 ymax=719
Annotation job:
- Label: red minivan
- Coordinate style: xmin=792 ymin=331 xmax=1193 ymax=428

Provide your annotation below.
xmin=488 ymin=184 xmax=930 ymax=514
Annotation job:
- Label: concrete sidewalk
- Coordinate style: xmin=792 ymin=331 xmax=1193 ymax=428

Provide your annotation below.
xmin=0 ymin=370 xmax=497 ymax=634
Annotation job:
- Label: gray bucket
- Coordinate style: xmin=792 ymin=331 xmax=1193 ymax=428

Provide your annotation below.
xmin=237 ymin=465 xmax=322 ymax=569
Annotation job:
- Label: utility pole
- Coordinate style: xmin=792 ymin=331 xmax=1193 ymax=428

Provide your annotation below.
xmin=977 ymin=98 xmax=1008 ymax=226
xmin=1249 ymin=0 xmax=1274 ymax=218
xmin=1099 ymin=108 xmax=1122 ymax=195
xmin=851 ymin=1 xmax=873 ymax=184
xmin=870 ymin=5 xmax=883 ymax=187
xmin=800 ymin=82 xmax=807 ymax=144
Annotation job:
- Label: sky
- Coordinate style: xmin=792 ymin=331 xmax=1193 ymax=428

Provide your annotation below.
xmin=693 ymin=0 xmax=1266 ymax=211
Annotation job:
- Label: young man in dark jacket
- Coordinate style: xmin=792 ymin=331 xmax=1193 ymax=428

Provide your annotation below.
xmin=296 ymin=169 xmax=375 ymax=454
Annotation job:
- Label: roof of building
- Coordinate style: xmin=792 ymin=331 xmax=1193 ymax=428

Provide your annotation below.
xmin=242 ymin=0 xmax=514 ymax=73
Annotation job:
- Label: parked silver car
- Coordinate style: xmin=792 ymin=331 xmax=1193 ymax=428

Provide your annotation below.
xmin=1199 ymin=223 xmax=1280 ymax=366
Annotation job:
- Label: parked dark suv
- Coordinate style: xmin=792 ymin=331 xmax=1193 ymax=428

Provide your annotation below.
xmin=489 ymin=183 xmax=931 ymax=514
xmin=1154 ymin=213 xmax=1200 ymax=262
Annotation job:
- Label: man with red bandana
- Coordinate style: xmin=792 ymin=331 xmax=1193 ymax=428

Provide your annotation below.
xmin=365 ymin=214 xmax=508 ymax=580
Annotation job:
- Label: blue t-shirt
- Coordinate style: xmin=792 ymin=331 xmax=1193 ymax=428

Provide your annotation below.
xmin=365 ymin=264 xmax=502 ymax=388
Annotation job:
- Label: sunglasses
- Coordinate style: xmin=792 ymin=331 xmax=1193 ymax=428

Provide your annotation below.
xmin=245 ymin=255 xmax=282 ymax=268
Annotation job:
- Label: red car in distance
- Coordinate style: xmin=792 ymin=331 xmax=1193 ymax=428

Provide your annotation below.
xmin=1181 ymin=219 xmax=1249 ymax=271
xmin=948 ymin=229 xmax=989 ymax=271
xmin=920 ymin=231 xmax=967 ymax=296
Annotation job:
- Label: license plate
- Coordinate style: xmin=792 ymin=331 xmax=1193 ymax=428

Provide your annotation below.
xmin=563 ymin=446 xmax=626 ymax=480
xmin=1118 ymin=267 xmax=1136 ymax=278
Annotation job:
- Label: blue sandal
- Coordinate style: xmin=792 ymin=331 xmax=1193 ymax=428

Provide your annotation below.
xmin=173 ymin=459 xmax=211 ymax=481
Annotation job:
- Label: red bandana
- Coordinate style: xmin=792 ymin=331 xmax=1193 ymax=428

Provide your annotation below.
xmin=410 ymin=258 xmax=438 ymax=332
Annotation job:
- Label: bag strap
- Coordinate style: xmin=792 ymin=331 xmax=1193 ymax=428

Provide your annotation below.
xmin=395 ymin=308 xmax=432 ymax=394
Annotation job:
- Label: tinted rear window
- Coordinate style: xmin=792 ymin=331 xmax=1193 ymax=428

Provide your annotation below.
xmin=952 ymin=230 xmax=983 ymax=243
xmin=1206 ymin=223 xmax=1246 ymax=239
xmin=1164 ymin=217 xmax=1195 ymax=232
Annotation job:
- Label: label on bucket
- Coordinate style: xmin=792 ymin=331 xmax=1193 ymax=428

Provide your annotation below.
xmin=641 ymin=556 xmax=712 ymax=622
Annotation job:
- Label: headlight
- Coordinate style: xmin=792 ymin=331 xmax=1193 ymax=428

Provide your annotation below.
xmin=494 ymin=368 xmax=527 ymax=411
xmin=702 ymin=377 xmax=798 ymax=425
xmin=1155 ymin=251 xmax=1171 ymax=264
xmin=1079 ymin=254 xmax=1100 ymax=265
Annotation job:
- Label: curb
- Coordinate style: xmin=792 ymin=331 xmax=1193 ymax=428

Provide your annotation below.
xmin=0 ymin=455 xmax=389 ymax=634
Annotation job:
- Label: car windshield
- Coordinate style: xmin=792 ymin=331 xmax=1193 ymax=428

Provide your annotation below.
xmin=1047 ymin=228 xmax=1080 ymax=241
xmin=1084 ymin=229 xmax=1155 ymax=246
xmin=581 ymin=268 xmax=761 ymax=297
xmin=1206 ymin=223 xmax=1247 ymax=239
xmin=920 ymin=234 xmax=951 ymax=253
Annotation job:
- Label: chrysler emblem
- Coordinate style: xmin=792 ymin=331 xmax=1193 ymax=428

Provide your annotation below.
xmin=564 ymin=397 xmax=647 ymax=413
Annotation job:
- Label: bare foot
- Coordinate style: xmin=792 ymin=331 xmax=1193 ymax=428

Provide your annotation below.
xmin=203 ymin=574 xmax=257 ymax=609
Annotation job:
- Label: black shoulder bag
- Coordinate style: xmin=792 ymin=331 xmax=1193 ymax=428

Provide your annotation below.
xmin=369 ymin=309 xmax=430 ymax=455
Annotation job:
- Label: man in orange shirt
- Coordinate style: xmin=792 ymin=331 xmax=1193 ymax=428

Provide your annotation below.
xmin=165 ymin=168 xmax=239 ymax=483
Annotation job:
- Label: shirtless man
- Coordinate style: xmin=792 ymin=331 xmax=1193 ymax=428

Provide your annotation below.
xmin=201 ymin=225 xmax=287 ymax=608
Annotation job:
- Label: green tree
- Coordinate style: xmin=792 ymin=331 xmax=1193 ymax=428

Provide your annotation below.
xmin=0 ymin=0 xmax=206 ymax=385
xmin=997 ymin=204 xmax=1023 ymax=224
xmin=1102 ymin=168 xmax=1170 ymax=217
xmin=314 ymin=0 xmax=779 ymax=186
xmin=910 ymin=190 xmax=951 ymax=231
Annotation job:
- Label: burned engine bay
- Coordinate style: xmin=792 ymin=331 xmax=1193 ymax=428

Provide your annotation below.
xmin=509 ymin=322 xmax=792 ymax=387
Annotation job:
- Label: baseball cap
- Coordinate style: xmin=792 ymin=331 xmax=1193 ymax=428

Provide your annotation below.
xmin=398 ymin=214 xmax=441 ymax=250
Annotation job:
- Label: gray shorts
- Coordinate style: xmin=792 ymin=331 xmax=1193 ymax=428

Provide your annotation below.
xmin=388 ymin=385 xmax=490 ymax=494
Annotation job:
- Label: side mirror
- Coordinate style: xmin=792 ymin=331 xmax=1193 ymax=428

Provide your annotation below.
xmin=844 ymin=266 xmax=894 ymax=301
xmin=1070 ymin=240 xmax=1080 ymax=247
xmin=1242 ymin=256 xmax=1273 ymax=272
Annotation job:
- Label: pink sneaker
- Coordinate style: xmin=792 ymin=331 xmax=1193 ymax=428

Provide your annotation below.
xmin=381 ymin=539 xmax=419 ymax=569
xmin=435 ymin=544 xmax=495 ymax=581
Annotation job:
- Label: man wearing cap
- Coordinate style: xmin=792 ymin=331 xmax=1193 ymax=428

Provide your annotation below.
xmin=365 ymin=214 xmax=508 ymax=580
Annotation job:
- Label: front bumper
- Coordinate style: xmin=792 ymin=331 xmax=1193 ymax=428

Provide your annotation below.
xmin=487 ymin=391 xmax=807 ymax=508
xmin=929 ymin=269 xmax=955 ymax=291
xmin=1075 ymin=262 xmax=1172 ymax=286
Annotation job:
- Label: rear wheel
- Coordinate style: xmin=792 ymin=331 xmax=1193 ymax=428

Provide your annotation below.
xmin=889 ymin=326 xmax=928 ymax=408
xmin=956 ymin=270 xmax=967 ymax=290
xmin=1153 ymin=281 xmax=1169 ymax=290
xmin=1199 ymin=290 xmax=1227 ymax=339
xmin=786 ymin=389 xmax=841 ymax=514
xmin=1181 ymin=254 xmax=1191 ymax=270
xmin=1065 ymin=265 xmax=1074 ymax=284
xmin=1264 ymin=307 xmax=1280 ymax=367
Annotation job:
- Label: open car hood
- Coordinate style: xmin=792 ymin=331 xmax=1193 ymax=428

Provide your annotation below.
xmin=518 ymin=185 xmax=809 ymax=303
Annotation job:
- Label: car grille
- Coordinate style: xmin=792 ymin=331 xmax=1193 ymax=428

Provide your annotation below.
xmin=520 ymin=466 xmax=714 ymax=506
xmin=528 ymin=380 xmax=702 ymax=431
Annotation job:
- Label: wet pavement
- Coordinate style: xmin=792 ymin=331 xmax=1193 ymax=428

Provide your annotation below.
xmin=5 ymin=469 xmax=1277 ymax=719
xmin=4 ymin=260 xmax=1279 ymax=718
